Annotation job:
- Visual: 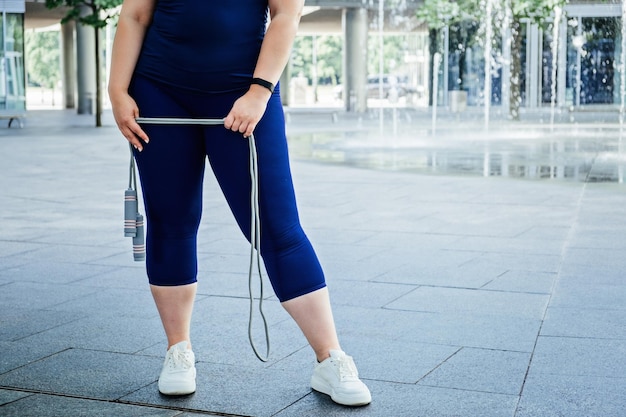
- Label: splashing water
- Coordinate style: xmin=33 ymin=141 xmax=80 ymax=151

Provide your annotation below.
xmin=619 ymin=0 xmax=626 ymax=127
xmin=550 ymin=6 xmax=563 ymax=130
xmin=484 ymin=0 xmax=493 ymax=131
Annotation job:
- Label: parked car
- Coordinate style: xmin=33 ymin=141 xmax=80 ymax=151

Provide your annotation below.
xmin=333 ymin=75 xmax=416 ymax=100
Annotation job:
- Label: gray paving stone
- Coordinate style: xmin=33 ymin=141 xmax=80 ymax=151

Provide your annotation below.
xmin=0 ymin=261 xmax=114 ymax=285
xmin=73 ymin=265 xmax=151 ymax=291
xmin=325 ymin=279 xmax=415 ymax=308
xmin=557 ymin=262 xmax=624 ymax=286
xmin=275 ymin=380 xmax=518 ymax=417
xmin=445 ymin=235 xmax=565 ymax=256
xmin=385 ymin=286 xmax=550 ymax=320
xmin=334 ymin=305 xmax=542 ymax=352
xmin=46 ymin=286 xmax=157 ymax=319
xmin=333 ymin=336 xmax=460 ymax=384
xmin=0 ymin=393 xmax=180 ymax=417
xmin=541 ymin=306 xmax=626 ymax=339
xmin=314 ymin=253 xmax=407 ymax=282
xmin=568 ymin=229 xmax=626 ymax=250
xmin=0 ymin=388 xmax=31 ymax=406
xmin=19 ymin=313 xmax=164 ymax=354
xmin=10 ymin=243 xmax=127 ymax=265
xmin=528 ymin=336 xmax=626 ymax=378
xmin=469 ymin=252 xmax=562 ymax=273
xmin=122 ymin=362 xmax=310 ymax=417
xmin=0 ymin=349 xmax=160 ymax=400
xmin=549 ymin=281 xmax=626 ymax=310
xmin=4 ymin=110 xmax=626 ymax=416
xmin=0 ymin=257 xmax=28 ymax=274
xmin=515 ymin=225 xmax=571 ymax=241
xmin=0 ymin=341 xmax=69 ymax=375
xmin=374 ymin=260 xmax=508 ymax=288
xmin=482 ymin=270 xmax=557 ymax=294
xmin=28 ymin=226 xmax=124 ymax=248
xmin=0 ymin=281 xmax=102 ymax=310
xmin=562 ymin=247 xmax=626 ymax=269
xmin=0 ymin=241 xmax=47 ymax=258
xmin=516 ymin=373 xmax=626 ymax=417
xmin=417 ymin=347 xmax=531 ymax=395
xmin=0 ymin=306 xmax=82 ymax=342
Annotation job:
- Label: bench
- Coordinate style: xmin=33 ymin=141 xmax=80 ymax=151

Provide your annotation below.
xmin=0 ymin=111 xmax=26 ymax=128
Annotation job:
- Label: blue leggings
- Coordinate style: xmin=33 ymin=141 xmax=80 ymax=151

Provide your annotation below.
xmin=129 ymin=75 xmax=326 ymax=302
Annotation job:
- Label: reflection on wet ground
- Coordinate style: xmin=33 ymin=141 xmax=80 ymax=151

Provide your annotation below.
xmin=286 ymin=111 xmax=626 ymax=183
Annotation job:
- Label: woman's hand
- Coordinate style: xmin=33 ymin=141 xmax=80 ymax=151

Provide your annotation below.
xmin=223 ymin=85 xmax=271 ymax=138
xmin=110 ymin=91 xmax=149 ymax=151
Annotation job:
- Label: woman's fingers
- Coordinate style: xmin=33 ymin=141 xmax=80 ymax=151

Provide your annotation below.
xmin=224 ymin=96 xmax=265 ymax=138
xmin=120 ymin=115 xmax=149 ymax=151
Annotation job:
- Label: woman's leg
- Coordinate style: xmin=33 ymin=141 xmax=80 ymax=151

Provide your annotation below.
xmin=203 ymin=90 xmax=339 ymax=360
xmin=201 ymin=89 xmax=370 ymax=405
xmin=131 ymin=76 xmax=206 ymax=349
xmin=130 ymin=77 xmax=205 ymax=395
xmin=281 ymin=287 xmax=340 ymax=362
xmin=151 ymin=283 xmax=197 ymax=350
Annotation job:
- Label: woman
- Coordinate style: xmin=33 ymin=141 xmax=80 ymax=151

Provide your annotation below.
xmin=108 ymin=0 xmax=371 ymax=407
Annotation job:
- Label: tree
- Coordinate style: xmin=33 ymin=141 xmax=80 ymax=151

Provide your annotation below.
xmin=416 ymin=0 xmax=567 ymax=119
xmin=25 ymin=30 xmax=61 ymax=103
xmin=45 ymin=0 xmax=122 ymax=127
xmin=507 ymin=0 xmax=568 ymax=120
xmin=416 ymin=0 xmax=480 ymax=105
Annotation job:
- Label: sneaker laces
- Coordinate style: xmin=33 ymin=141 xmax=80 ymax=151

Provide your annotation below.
xmin=334 ymin=355 xmax=359 ymax=382
xmin=166 ymin=348 xmax=193 ymax=371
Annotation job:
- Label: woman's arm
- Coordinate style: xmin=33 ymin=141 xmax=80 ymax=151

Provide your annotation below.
xmin=224 ymin=0 xmax=305 ymax=137
xmin=108 ymin=0 xmax=156 ymax=151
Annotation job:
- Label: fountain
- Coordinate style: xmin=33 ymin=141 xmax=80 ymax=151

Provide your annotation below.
xmin=432 ymin=52 xmax=441 ymax=135
xmin=621 ymin=0 xmax=626 ymax=127
xmin=484 ymin=0 xmax=493 ymax=131
xmin=378 ymin=0 xmax=385 ymax=136
xmin=284 ymin=0 xmax=626 ymax=185
xmin=550 ymin=6 xmax=563 ymax=129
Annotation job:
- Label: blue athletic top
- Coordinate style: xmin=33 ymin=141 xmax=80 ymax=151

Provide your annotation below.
xmin=134 ymin=0 xmax=269 ymax=93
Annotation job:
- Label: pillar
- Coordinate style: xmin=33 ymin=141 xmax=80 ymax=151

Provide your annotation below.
xmin=343 ymin=7 xmax=368 ymax=112
xmin=557 ymin=16 xmax=567 ymax=108
xmin=61 ymin=21 xmax=76 ymax=109
xmin=75 ymin=5 xmax=95 ymax=114
xmin=526 ymin=23 xmax=541 ymax=108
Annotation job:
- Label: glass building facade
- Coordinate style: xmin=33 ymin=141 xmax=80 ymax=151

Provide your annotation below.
xmin=1 ymin=1 xmax=25 ymax=111
xmin=434 ymin=2 xmax=625 ymax=110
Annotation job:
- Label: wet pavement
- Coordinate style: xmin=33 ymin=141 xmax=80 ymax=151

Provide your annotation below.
xmin=286 ymin=107 xmax=626 ymax=183
xmin=0 ymin=108 xmax=625 ymax=416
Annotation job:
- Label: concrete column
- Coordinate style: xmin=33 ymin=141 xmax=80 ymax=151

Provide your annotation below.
xmin=280 ymin=61 xmax=290 ymax=106
xmin=61 ymin=21 xmax=76 ymax=109
xmin=501 ymin=22 xmax=512 ymax=116
xmin=343 ymin=7 xmax=368 ymax=112
xmin=75 ymin=5 xmax=95 ymax=114
xmin=526 ymin=23 xmax=541 ymax=108
xmin=557 ymin=16 xmax=567 ymax=108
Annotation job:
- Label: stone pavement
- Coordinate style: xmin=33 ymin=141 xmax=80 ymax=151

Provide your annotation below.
xmin=0 ymin=108 xmax=625 ymax=416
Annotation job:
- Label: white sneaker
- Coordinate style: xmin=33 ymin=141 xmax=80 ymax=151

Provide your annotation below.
xmin=158 ymin=341 xmax=196 ymax=395
xmin=310 ymin=350 xmax=372 ymax=406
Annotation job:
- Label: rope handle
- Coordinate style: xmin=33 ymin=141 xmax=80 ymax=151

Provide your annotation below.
xmin=135 ymin=117 xmax=270 ymax=362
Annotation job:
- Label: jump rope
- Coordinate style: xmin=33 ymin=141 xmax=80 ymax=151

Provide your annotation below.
xmin=125 ymin=117 xmax=271 ymax=362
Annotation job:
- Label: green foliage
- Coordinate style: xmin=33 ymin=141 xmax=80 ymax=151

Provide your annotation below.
xmin=45 ymin=0 xmax=122 ymax=28
xmin=25 ymin=30 xmax=60 ymax=89
xmin=416 ymin=0 xmax=568 ymax=28
xmin=415 ymin=0 xmax=479 ymax=29
xmin=368 ymin=35 xmax=413 ymax=76
xmin=512 ymin=0 xmax=567 ymax=23
xmin=292 ymin=35 xmax=342 ymax=85
xmin=292 ymin=34 xmax=413 ymax=86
